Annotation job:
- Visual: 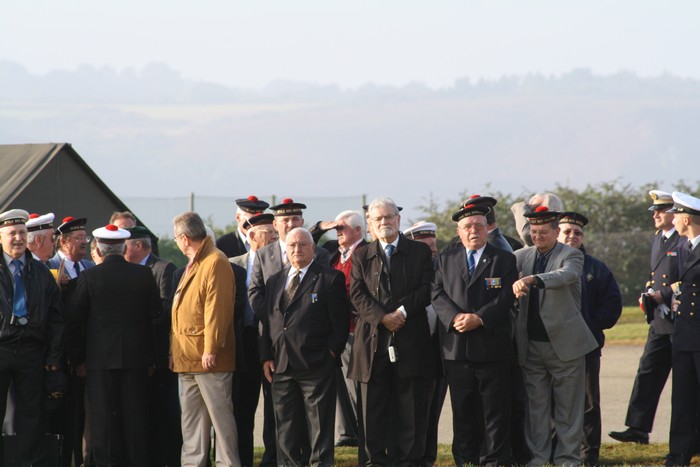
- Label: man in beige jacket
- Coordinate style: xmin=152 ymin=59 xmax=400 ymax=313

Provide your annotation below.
xmin=171 ymin=212 xmax=240 ymax=467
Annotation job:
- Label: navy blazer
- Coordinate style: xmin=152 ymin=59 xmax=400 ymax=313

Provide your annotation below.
xmin=259 ymin=261 xmax=349 ymax=373
xmin=672 ymin=243 xmax=700 ymax=352
xmin=433 ymin=243 xmax=517 ymax=362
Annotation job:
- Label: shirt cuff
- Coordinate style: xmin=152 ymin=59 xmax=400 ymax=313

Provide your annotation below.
xmin=398 ymin=306 xmax=407 ymax=318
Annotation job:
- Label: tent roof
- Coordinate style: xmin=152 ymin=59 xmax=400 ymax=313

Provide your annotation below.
xmin=0 ymin=143 xmax=130 ymax=213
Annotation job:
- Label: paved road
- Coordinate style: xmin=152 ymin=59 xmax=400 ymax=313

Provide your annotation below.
xmin=252 ymin=344 xmax=672 ymax=446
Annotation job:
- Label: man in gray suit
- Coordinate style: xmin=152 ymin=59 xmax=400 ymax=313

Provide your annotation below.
xmin=248 ymin=198 xmax=330 ymax=466
xmin=511 ymin=207 xmax=598 ymax=465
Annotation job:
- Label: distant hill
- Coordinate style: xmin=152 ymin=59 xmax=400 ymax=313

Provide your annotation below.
xmin=1 ymin=60 xmax=699 ymax=227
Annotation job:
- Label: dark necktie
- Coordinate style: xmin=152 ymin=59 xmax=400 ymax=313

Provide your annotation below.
xmin=467 ymin=250 xmax=476 ymax=276
xmin=11 ymin=259 xmax=28 ymax=318
xmin=384 ymin=244 xmax=395 ymax=267
xmin=74 ymin=261 xmax=81 ymax=277
xmin=282 ymin=269 xmax=301 ymax=310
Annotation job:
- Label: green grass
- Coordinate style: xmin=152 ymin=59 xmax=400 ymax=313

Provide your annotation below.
xmin=249 ymin=443 xmax=692 ymax=466
xmin=605 ymin=306 xmax=650 ymax=345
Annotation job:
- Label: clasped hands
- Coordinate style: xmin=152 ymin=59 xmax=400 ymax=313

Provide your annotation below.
xmin=452 ymin=313 xmax=482 ymax=333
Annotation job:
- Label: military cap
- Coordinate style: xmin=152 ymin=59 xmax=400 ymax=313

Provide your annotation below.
xmin=0 ymin=209 xmax=30 ymax=228
xmin=464 ymin=194 xmax=498 ymax=208
xmin=26 ymin=213 xmax=55 ymax=232
xmin=524 ymin=206 xmax=561 ymax=225
xmin=93 ymin=224 xmax=131 ymax=244
xmin=126 ymin=226 xmax=152 ymax=239
xmin=403 ymin=221 xmax=437 ymax=239
xmin=236 ymin=195 xmax=269 ymax=214
xmin=558 ymin=211 xmax=589 ymax=228
xmin=668 ymin=192 xmax=700 ymax=216
xmin=243 ymin=213 xmax=274 ymax=229
xmin=451 ymin=202 xmax=490 ymax=222
xmin=270 ymin=198 xmax=307 ymax=217
xmin=648 ymin=190 xmax=674 ymax=211
xmin=55 ymin=216 xmax=87 ymax=235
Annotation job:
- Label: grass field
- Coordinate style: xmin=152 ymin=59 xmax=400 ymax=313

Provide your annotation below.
xmin=250 ymin=443 xmax=692 ymax=466
xmin=605 ymin=305 xmax=650 ymax=345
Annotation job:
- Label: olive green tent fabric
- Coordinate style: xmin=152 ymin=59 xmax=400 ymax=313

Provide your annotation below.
xmin=0 ymin=143 xmax=145 ymax=234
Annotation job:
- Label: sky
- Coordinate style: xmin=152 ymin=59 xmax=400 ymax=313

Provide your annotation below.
xmin=2 ymin=1 xmax=699 ymax=89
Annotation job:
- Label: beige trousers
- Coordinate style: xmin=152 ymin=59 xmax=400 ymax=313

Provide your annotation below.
xmin=179 ymin=372 xmax=241 ymax=467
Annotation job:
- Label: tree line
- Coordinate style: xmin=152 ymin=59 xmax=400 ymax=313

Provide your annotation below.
xmin=416 ymin=180 xmax=700 ymax=306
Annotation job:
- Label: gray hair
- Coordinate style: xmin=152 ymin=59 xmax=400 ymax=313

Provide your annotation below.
xmin=109 ymin=211 xmax=136 ymax=225
xmin=173 ymin=212 xmax=207 ymax=241
xmin=127 ymin=237 xmax=152 ymax=250
xmin=97 ymin=241 xmax=126 ymax=257
xmin=286 ymin=227 xmax=313 ymax=243
xmin=27 ymin=229 xmax=48 ymax=244
xmin=367 ymin=197 xmax=400 ymax=216
xmin=335 ymin=210 xmax=364 ymax=229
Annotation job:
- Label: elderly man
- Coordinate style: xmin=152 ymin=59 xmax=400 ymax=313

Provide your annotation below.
xmin=663 ymin=192 xmax=700 ymax=466
xmin=349 ymin=197 xmax=435 ymax=465
xmin=557 ymin=212 xmax=622 ymax=464
xmin=171 ymin=212 xmax=241 ymax=467
xmin=69 ymin=224 xmax=161 ymax=466
xmin=610 ymin=190 xmax=686 ymax=445
xmin=260 ymin=227 xmax=349 ymax=465
xmin=217 ymin=196 xmax=270 ymax=258
xmin=124 ymin=226 xmax=181 ymax=467
xmin=511 ymin=192 xmax=565 ymax=247
xmin=0 ymin=209 xmax=63 ymax=465
xmin=433 ymin=203 xmax=518 ymax=465
xmin=229 ymin=213 xmax=277 ymax=467
xmin=47 ymin=216 xmax=96 ymax=467
xmin=511 ymin=207 xmax=598 ymax=465
xmin=248 ymin=198 xmax=329 ymax=466
xmin=311 ymin=210 xmax=368 ymax=448
xmin=25 ymin=212 xmax=56 ymax=263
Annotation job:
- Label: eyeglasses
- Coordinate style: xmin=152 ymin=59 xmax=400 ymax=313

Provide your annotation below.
xmin=173 ymin=233 xmax=185 ymax=241
xmin=69 ymin=235 xmax=91 ymax=243
xmin=561 ymin=229 xmax=584 ymax=237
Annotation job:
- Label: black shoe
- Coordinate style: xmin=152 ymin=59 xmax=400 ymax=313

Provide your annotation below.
xmin=334 ymin=438 xmax=358 ymax=447
xmin=608 ymin=427 xmax=649 ymax=444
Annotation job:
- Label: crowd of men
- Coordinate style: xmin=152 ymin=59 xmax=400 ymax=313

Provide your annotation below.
xmin=1 ymin=187 xmax=700 ymax=466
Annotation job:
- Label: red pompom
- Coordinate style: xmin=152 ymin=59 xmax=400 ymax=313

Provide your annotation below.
xmin=62 ymin=216 xmax=75 ymax=223
xmin=106 ymin=224 xmax=118 ymax=231
xmin=470 ymin=194 xmax=480 ymax=198
xmin=247 ymin=195 xmax=258 ymax=202
xmin=29 ymin=213 xmax=39 ymax=219
xmin=535 ymin=206 xmax=549 ymax=213
xmin=282 ymin=198 xmax=293 ymax=204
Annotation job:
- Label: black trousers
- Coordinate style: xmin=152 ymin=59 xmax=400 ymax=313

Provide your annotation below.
xmin=148 ymin=367 xmax=182 ymax=467
xmin=271 ymin=359 xmax=336 ymax=467
xmin=359 ymin=353 xmax=435 ymax=466
xmin=581 ymin=353 xmax=601 ymax=463
xmin=0 ymin=343 xmax=46 ymax=465
xmin=232 ymin=326 xmax=261 ymax=467
xmin=87 ymin=368 xmax=150 ymax=467
xmin=445 ymin=358 xmax=513 ymax=466
xmin=667 ymin=350 xmax=700 ymax=466
xmin=625 ymin=327 xmax=672 ymax=432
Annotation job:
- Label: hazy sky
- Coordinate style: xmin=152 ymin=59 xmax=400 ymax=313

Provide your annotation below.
xmin=3 ymin=1 xmax=698 ymax=88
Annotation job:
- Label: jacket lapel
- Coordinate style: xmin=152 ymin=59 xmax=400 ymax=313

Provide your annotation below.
xmin=469 ymin=246 xmax=492 ymax=288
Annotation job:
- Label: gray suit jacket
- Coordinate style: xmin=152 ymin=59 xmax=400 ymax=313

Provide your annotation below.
xmin=248 ymin=241 xmax=330 ymax=320
xmin=513 ymin=242 xmax=597 ymax=364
